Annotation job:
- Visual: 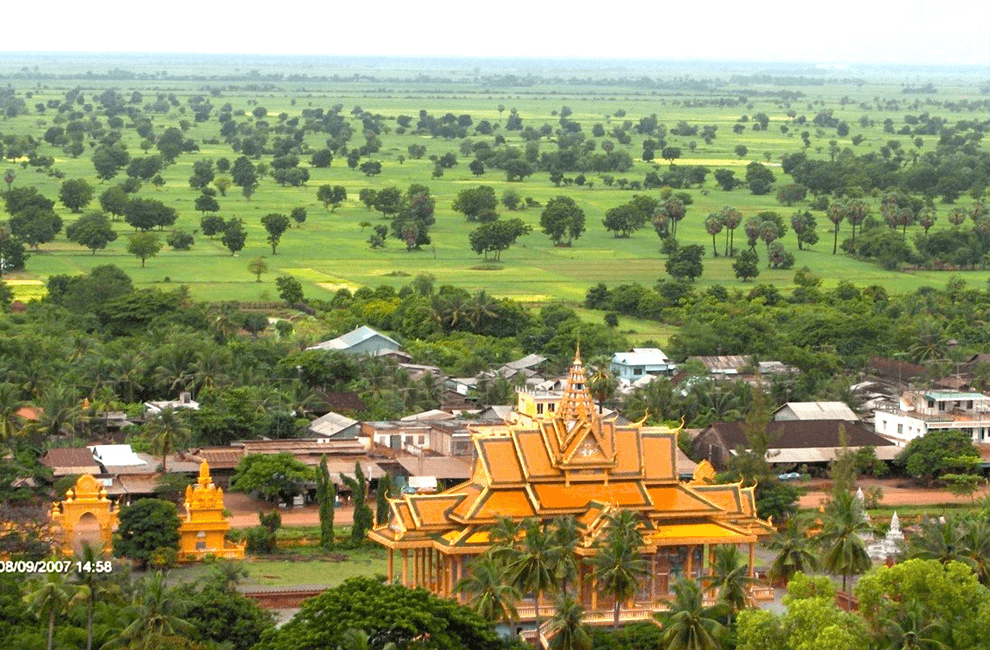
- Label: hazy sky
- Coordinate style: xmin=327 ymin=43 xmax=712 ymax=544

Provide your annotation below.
xmin=9 ymin=0 xmax=989 ymax=65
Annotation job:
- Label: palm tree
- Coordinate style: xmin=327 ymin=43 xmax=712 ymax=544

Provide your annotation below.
xmin=144 ymin=407 xmax=191 ymax=473
xmin=817 ymin=491 xmax=872 ymax=593
xmin=489 ymin=516 xmax=522 ymax=556
xmin=72 ymin=543 xmax=121 ymax=650
xmin=656 ymin=578 xmax=728 ymax=650
xmin=879 ymin=604 xmax=949 ymax=650
xmin=549 ymin=516 xmax=580 ymax=596
xmin=504 ymin=517 xmax=559 ymax=630
xmin=592 ymin=509 xmax=647 ymax=630
xmin=905 ymin=516 xmax=975 ymax=569
xmin=337 ymin=628 xmax=398 ymax=650
xmin=22 ymin=569 xmax=75 ymax=650
xmin=767 ymin=516 xmax=819 ymax=585
xmin=547 ymin=596 xmax=592 ymax=650
xmin=0 ymin=381 xmax=24 ymax=444
xmin=454 ymin=554 xmax=521 ymax=628
xmin=703 ymin=545 xmax=756 ymax=625
xmin=109 ymin=572 xmax=196 ymax=650
xmin=37 ymin=381 xmax=83 ymax=441
xmin=961 ymin=517 xmax=990 ymax=586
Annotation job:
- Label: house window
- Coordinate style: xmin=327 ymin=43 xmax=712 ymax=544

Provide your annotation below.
xmin=537 ymin=403 xmax=544 ymax=414
xmin=633 ymin=367 xmax=643 ymax=375
xmin=417 ymin=435 xmax=425 ymax=445
xmin=968 ymin=400 xmax=974 ymax=409
xmin=897 ymin=424 xmax=903 ymax=434
xmin=939 ymin=402 xmax=946 ymax=411
xmin=927 ymin=400 xmax=935 ymax=409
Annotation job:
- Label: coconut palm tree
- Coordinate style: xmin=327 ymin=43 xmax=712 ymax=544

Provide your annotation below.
xmin=504 ymin=517 xmax=559 ymax=630
xmin=72 ymin=544 xmax=122 ymax=650
xmin=108 ymin=572 xmax=195 ymax=650
xmin=817 ymin=491 xmax=872 ymax=593
xmin=549 ymin=516 xmax=580 ymax=596
xmin=0 ymin=381 xmax=24 ymax=444
xmin=144 ymin=407 xmax=191 ymax=473
xmin=547 ymin=596 xmax=592 ymax=650
xmin=879 ymin=604 xmax=949 ymax=650
xmin=22 ymin=569 xmax=75 ymax=650
xmin=592 ymin=509 xmax=647 ymax=630
xmin=336 ymin=628 xmax=398 ymax=650
xmin=703 ymin=545 xmax=756 ymax=625
xmin=961 ymin=517 xmax=990 ymax=586
xmin=656 ymin=578 xmax=728 ymax=650
xmin=767 ymin=516 xmax=820 ymax=585
xmin=454 ymin=554 xmax=521 ymax=629
xmin=905 ymin=516 xmax=975 ymax=569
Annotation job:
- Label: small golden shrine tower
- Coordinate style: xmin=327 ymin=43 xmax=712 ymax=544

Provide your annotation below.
xmin=50 ymin=474 xmax=117 ymax=556
xmin=178 ymin=461 xmax=245 ymax=561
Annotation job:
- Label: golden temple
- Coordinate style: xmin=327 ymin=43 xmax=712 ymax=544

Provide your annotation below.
xmin=178 ymin=461 xmax=245 ymax=561
xmin=369 ymin=351 xmax=772 ymax=618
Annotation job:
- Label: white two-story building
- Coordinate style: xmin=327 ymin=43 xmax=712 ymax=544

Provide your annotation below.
xmin=874 ymin=390 xmax=990 ymax=446
xmin=609 ymin=348 xmax=677 ymax=381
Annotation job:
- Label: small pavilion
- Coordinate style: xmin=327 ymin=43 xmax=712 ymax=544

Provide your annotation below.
xmin=178 ymin=461 xmax=245 ymax=561
xmin=369 ymin=351 xmax=773 ymax=621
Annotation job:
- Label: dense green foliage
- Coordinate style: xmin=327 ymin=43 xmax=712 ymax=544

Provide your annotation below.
xmin=113 ymin=498 xmax=181 ymax=569
xmin=254 ymin=576 xmax=508 ymax=650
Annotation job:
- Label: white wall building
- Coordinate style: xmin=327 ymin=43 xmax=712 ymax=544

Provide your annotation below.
xmin=874 ymin=390 xmax=990 ymax=446
xmin=610 ymin=348 xmax=676 ymax=381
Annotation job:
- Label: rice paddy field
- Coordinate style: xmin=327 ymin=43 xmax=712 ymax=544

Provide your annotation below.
xmin=1 ymin=54 xmax=988 ymax=310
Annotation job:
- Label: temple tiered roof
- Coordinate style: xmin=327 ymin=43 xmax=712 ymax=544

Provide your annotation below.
xmin=370 ymin=352 xmax=771 ymax=557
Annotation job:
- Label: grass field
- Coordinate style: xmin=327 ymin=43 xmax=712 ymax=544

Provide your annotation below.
xmin=3 ymin=57 xmax=989 ymax=307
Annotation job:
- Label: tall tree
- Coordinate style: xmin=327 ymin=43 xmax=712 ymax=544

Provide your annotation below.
xmin=703 ymin=545 xmax=755 ymax=625
xmin=592 ymin=509 xmax=647 ymax=630
xmin=540 ymin=196 xmax=586 ymax=246
xmin=22 ymin=570 xmax=75 ymax=650
xmin=340 ymin=462 xmax=373 ymax=544
xmin=504 ymin=517 xmax=558 ymax=630
xmin=454 ymin=554 xmax=521 ymax=628
xmin=66 ymin=210 xmax=117 ymax=254
xmin=144 ymin=407 xmax=190 ymax=473
xmin=547 ymin=596 xmax=592 ymax=650
xmin=817 ymin=490 xmax=871 ymax=592
xmin=316 ymin=455 xmax=336 ymax=549
xmin=656 ymin=578 xmax=728 ymax=650
xmin=261 ymin=213 xmax=290 ymax=255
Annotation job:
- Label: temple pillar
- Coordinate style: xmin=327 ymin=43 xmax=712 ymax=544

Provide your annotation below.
xmin=387 ymin=548 xmax=394 ymax=584
xmin=748 ymin=542 xmax=755 ymax=578
xmin=401 ymin=550 xmax=408 ymax=587
xmin=685 ymin=545 xmax=694 ymax=581
xmin=650 ymin=554 xmax=657 ymax=601
xmin=591 ymin=575 xmax=598 ymax=611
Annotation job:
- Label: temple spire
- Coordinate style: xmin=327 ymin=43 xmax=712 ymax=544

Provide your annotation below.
xmin=557 ymin=349 xmax=597 ymax=423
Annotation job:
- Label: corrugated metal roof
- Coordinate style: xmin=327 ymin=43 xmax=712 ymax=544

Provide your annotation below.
xmin=775 ymin=402 xmax=859 ymax=421
xmin=612 ymin=348 xmax=671 ymax=366
xmin=89 ymin=445 xmax=148 ymax=468
xmin=307 ymin=326 xmax=399 ymax=352
xmin=396 ymin=456 xmax=472 ymax=479
xmin=308 ymin=412 xmax=359 ymax=437
xmin=923 ymin=391 xmax=989 ymax=401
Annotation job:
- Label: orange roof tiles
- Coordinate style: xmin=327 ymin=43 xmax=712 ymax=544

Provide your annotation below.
xmin=646 ymin=485 xmax=721 ymax=515
xmin=533 ymin=481 xmax=648 ymax=510
xmin=469 ymin=489 xmax=536 ymax=521
xmin=478 ymin=438 xmax=524 ymax=484
xmin=612 ymin=428 xmax=642 ymax=476
xmin=641 ymin=434 xmax=676 ymax=481
xmin=515 ymin=430 xmax=556 ymax=478
xmin=407 ymin=494 xmax=465 ymax=528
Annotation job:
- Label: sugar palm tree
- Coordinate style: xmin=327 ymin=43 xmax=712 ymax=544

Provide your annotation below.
xmin=767 ymin=515 xmax=819 ymax=585
xmin=144 ymin=407 xmax=191 ymax=473
xmin=547 ymin=596 xmax=592 ymax=650
xmin=504 ymin=517 xmax=558 ymax=630
xmin=454 ymin=554 xmax=521 ymax=628
xmin=656 ymin=578 xmax=728 ymax=650
xmin=592 ymin=509 xmax=647 ymax=630
xmin=703 ymin=545 xmax=756 ymax=625
xmin=817 ymin=491 xmax=872 ymax=593
xmin=22 ymin=569 xmax=75 ymax=650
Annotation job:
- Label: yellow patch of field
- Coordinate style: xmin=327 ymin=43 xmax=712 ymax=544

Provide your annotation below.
xmin=495 ymin=293 xmax=553 ymax=302
xmin=6 ymin=279 xmax=46 ymax=301
xmin=316 ymin=282 xmax=360 ymax=292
